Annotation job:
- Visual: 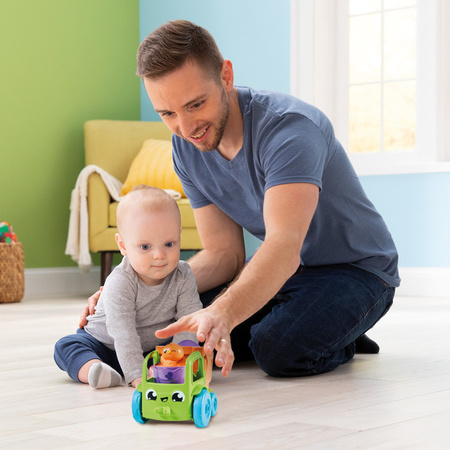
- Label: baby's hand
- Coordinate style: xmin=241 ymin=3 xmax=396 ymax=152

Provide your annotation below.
xmin=131 ymin=377 xmax=142 ymax=388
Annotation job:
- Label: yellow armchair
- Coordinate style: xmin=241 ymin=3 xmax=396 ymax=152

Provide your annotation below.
xmin=84 ymin=120 xmax=202 ymax=284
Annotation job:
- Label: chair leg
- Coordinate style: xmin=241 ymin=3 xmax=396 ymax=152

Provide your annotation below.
xmin=100 ymin=252 xmax=114 ymax=286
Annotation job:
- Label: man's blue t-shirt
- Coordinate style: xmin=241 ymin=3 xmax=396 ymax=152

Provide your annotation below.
xmin=172 ymin=86 xmax=400 ymax=287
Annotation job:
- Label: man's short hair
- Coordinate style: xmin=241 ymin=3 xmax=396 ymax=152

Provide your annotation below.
xmin=136 ymin=20 xmax=224 ymax=82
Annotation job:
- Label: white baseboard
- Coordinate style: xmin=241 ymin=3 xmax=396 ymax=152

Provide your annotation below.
xmin=23 ymin=266 xmax=450 ymax=298
xmin=396 ymin=267 xmax=450 ymax=298
xmin=24 ymin=267 xmax=101 ymax=298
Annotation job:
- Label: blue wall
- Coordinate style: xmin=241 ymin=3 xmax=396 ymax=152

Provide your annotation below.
xmin=139 ymin=0 xmax=450 ymax=268
xmin=361 ymin=172 xmax=450 ymax=268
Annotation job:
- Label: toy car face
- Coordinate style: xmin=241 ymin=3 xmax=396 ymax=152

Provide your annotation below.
xmin=141 ymin=383 xmax=192 ymax=421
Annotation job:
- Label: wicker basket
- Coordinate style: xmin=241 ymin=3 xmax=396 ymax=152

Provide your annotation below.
xmin=0 ymin=242 xmax=25 ymax=303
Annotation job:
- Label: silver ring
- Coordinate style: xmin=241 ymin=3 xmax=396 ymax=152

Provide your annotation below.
xmin=219 ymin=339 xmax=229 ymax=345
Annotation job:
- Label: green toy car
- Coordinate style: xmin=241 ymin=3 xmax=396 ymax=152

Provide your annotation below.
xmin=131 ymin=342 xmax=218 ymax=428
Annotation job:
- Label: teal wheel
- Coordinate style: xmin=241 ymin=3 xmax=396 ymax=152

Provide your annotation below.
xmin=132 ymin=390 xmax=148 ymax=424
xmin=193 ymin=389 xmax=211 ymax=428
xmin=210 ymin=392 xmax=218 ymax=417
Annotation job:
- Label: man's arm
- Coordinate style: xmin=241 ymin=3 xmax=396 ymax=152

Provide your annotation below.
xmin=156 ymin=182 xmax=319 ymax=375
xmin=212 ymin=183 xmax=318 ymax=328
xmin=188 ymin=203 xmax=246 ymax=293
xmin=156 ymin=202 xmax=246 ymax=376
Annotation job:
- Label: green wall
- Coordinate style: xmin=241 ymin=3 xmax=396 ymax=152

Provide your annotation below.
xmin=0 ymin=0 xmax=140 ymax=268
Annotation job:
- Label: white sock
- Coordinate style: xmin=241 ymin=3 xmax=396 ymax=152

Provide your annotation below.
xmin=88 ymin=362 xmax=122 ymax=389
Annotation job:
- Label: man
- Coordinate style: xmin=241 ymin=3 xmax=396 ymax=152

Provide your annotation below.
xmin=82 ymin=20 xmax=399 ymax=378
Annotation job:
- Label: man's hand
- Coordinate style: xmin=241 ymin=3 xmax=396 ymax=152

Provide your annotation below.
xmin=79 ymin=287 xmax=102 ymax=328
xmin=155 ymin=306 xmax=235 ymax=377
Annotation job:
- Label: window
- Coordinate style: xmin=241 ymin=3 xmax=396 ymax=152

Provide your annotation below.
xmin=290 ymin=0 xmax=450 ymax=175
xmin=349 ymin=0 xmax=417 ymax=155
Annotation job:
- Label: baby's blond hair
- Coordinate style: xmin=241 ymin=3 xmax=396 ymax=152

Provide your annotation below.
xmin=116 ymin=185 xmax=180 ymax=234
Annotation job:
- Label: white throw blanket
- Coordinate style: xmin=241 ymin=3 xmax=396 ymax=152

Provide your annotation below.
xmin=65 ymin=165 xmax=182 ymax=272
xmin=65 ymin=165 xmax=123 ymax=272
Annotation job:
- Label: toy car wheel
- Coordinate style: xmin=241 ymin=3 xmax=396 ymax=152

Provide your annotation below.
xmin=193 ymin=389 xmax=211 ymax=428
xmin=210 ymin=392 xmax=218 ymax=417
xmin=132 ymin=390 xmax=148 ymax=424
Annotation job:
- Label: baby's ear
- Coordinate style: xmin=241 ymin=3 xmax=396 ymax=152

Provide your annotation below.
xmin=115 ymin=233 xmax=127 ymax=256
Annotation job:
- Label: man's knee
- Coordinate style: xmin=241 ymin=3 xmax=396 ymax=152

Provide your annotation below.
xmin=249 ymin=326 xmax=353 ymax=377
xmin=250 ymin=342 xmax=314 ymax=377
xmin=248 ymin=326 xmax=310 ymax=377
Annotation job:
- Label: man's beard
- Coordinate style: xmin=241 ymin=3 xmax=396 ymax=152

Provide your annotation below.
xmin=184 ymin=89 xmax=230 ymax=152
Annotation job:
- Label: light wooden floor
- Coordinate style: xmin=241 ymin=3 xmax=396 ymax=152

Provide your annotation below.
xmin=1 ymin=294 xmax=449 ymax=449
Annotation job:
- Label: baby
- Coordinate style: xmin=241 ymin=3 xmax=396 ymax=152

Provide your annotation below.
xmin=54 ymin=185 xmax=202 ymax=388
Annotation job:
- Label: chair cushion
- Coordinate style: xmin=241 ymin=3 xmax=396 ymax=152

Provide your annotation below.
xmin=177 ymin=198 xmax=197 ymax=228
xmin=109 ymin=202 xmax=118 ymax=227
xmin=120 ymin=139 xmax=186 ymax=197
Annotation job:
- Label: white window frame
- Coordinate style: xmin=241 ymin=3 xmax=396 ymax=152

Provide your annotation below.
xmin=290 ymin=0 xmax=450 ymax=175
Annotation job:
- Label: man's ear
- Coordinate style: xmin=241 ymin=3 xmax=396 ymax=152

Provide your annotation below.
xmin=115 ymin=233 xmax=127 ymax=256
xmin=221 ymin=59 xmax=234 ymax=93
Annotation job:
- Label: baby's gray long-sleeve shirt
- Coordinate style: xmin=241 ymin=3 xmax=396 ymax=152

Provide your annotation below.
xmin=84 ymin=257 xmax=202 ymax=384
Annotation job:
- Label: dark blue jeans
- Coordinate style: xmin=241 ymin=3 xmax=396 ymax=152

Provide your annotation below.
xmin=201 ymin=264 xmax=394 ymax=377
